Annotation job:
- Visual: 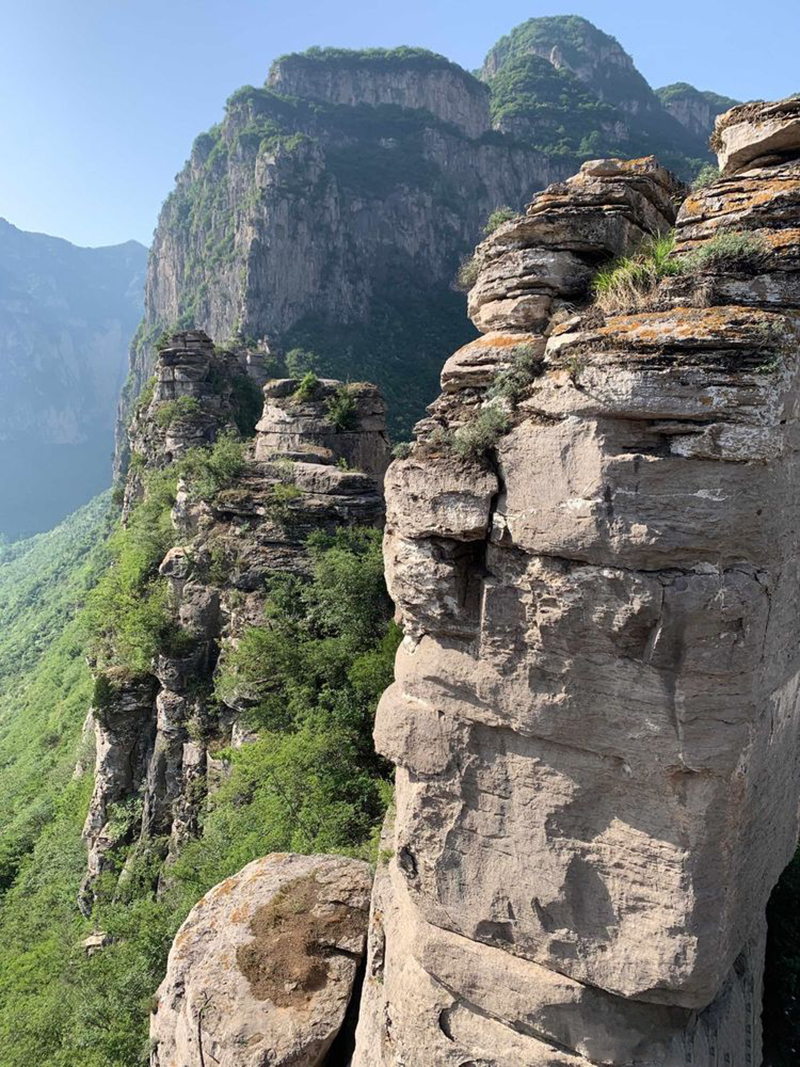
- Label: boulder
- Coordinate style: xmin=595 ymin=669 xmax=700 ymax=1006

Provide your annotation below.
xmin=714 ymin=97 xmax=800 ymax=176
xmin=151 ymin=853 xmax=371 ymax=1067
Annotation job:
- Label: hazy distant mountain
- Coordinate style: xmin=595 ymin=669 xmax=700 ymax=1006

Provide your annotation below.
xmin=0 ymin=219 xmax=146 ymax=538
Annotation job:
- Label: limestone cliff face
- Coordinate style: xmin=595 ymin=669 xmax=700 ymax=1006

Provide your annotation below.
xmin=120 ymin=49 xmax=562 ymax=458
xmin=267 ymin=49 xmax=492 ymax=138
xmin=352 ymin=104 xmax=800 ymax=1065
xmin=657 ymin=82 xmax=739 ymax=141
xmin=82 ymin=331 xmax=389 ymax=908
xmin=119 ymin=22 xmax=732 ymax=464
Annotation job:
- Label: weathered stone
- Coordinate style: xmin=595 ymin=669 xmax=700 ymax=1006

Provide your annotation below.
xmin=268 ymin=53 xmax=492 ymax=139
xmin=468 ymin=156 xmax=683 ymax=335
xmin=84 ymin=339 xmax=391 ymax=896
xmin=255 ymin=378 xmax=391 ymax=480
xmin=714 ymin=97 xmax=800 ymax=176
xmin=150 ymin=854 xmax=371 ymax=1067
xmin=354 ymin=126 xmax=800 ymax=1064
xmin=440 ymin=332 xmax=545 ymax=392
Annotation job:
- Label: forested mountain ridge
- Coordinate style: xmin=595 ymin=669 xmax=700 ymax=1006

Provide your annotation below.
xmin=0 ymin=220 xmax=146 ymax=538
xmin=118 ymin=15 xmax=730 ymax=460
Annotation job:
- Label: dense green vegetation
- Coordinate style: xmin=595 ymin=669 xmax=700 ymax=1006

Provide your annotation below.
xmin=489 ymin=53 xmax=627 ymax=161
xmin=284 ymin=271 xmax=476 ymax=437
xmin=484 ymin=15 xmax=655 ymax=110
xmin=483 ymin=15 xmax=712 ymax=179
xmin=0 ymin=496 xmax=112 ymax=894
xmin=0 ymin=459 xmax=396 ymax=1064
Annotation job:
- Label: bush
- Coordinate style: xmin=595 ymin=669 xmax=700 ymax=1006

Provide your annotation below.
xmin=83 ymin=470 xmax=178 ymax=674
xmin=455 ymin=254 xmax=480 ymax=292
xmin=483 ymin=206 xmax=516 ymax=235
xmin=130 ymin=377 xmax=155 ymax=420
xmin=452 ymin=405 xmax=510 ymax=461
xmin=182 ymin=432 xmax=247 ymax=502
xmin=267 ymin=482 xmax=303 ymax=524
xmin=286 ymin=347 xmax=321 ymax=377
xmin=592 ymin=233 xmax=680 ymax=313
xmin=678 ymin=230 xmax=767 ymax=272
xmin=326 ymin=386 xmax=359 ymax=431
xmin=293 ymin=371 xmax=320 ymax=401
xmin=392 ymin=441 xmax=412 ymax=459
xmin=486 ymin=344 xmax=542 ymax=405
xmin=154 ymin=395 xmax=201 ymax=428
xmin=692 ymin=163 xmax=720 ymax=190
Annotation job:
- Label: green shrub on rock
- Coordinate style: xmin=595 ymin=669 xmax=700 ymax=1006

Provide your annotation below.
xmin=483 ymin=205 xmax=516 ymax=235
xmin=452 ymin=405 xmax=510 ymax=461
xmin=678 ymin=230 xmax=768 ymax=272
xmin=455 ymin=254 xmax=480 ymax=292
xmin=326 ymin=385 xmax=359 ymax=431
xmin=486 ymin=344 xmax=542 ymax=405
xmin=292 ymin=371 xmax=320 ymax=401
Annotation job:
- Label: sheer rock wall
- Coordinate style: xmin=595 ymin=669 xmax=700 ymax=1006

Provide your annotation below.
xmin=353 ymin=102 xmax=800 ymax=1065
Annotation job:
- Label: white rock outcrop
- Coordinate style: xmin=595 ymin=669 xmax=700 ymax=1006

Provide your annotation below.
xmin=353 ymin=119 xmax=800 ymax=1065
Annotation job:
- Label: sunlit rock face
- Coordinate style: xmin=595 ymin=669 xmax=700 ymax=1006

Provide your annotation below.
xmin=353 ymin=109 xmax=800 ymax=1066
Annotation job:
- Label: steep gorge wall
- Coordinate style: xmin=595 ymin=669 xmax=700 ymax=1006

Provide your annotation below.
xmin=267 ymin=50 xmax=493 ymax=138
xmin=119 ymin=51 xmax=563 ymax=462
xmin=353 ymin=100 xmax=800 ymax=1065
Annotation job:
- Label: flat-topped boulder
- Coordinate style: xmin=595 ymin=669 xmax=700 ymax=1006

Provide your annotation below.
xmin=255 ymin=377 xmax=391 ymax=479
xmin=714 ymin=96 xmax=800 ymax=176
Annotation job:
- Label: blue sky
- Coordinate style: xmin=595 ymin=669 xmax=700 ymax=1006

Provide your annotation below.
xmin=2 ymin=0 xmax=796 ymax=248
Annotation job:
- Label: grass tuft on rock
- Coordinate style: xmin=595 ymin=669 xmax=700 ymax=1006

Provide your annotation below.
xmin=592 ymin=233 xmax=680 ymax=313
xmin=455 ymin=254 xmax=480 ymax=292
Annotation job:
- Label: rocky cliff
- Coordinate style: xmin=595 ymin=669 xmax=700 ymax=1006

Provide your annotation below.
xmin=267 ymin=47 xmax=492 ymax=138
xmin=657 ymin=82 xmax=740 ymax=140
xmin=350 ymin=100 xmax=800 ymax=1065
xmin=0 ymin=219 xmax=146 ymax=537
xmin=120 ymin=48 xmax=559 ymax=457
xmin=119 ymin=18 xmax=728 ymax=465
xmin=82 ymin=330 xmax=389 ymax=908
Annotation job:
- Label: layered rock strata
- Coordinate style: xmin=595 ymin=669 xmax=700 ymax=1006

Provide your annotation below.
xmin=81 ymin=337 xmax=389 ymax=908
xmin=151 ymin=854 xmax=372 ymax=1067
xmin=353 ymin=111 xmax=800 ymax=1065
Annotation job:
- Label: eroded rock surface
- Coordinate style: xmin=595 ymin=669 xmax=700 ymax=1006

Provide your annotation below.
xmin=150 ymin=854 xmax=371 ymax=1067
xmin=354 ymin=114 xmax=800 ymax=1065
xmin=81 ymin=336 xmax=388 ymax=907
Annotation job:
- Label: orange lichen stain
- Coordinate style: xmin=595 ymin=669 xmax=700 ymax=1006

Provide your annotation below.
xmin=211 ymin=876 xmax=241 ymax=900
xmin=765 ymin=228 xmax=800 ymax=250
xmin=229 ymin=904 xmax=252 ymax=925
xmin=460 ymin=333 xmax=530 ymax=352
